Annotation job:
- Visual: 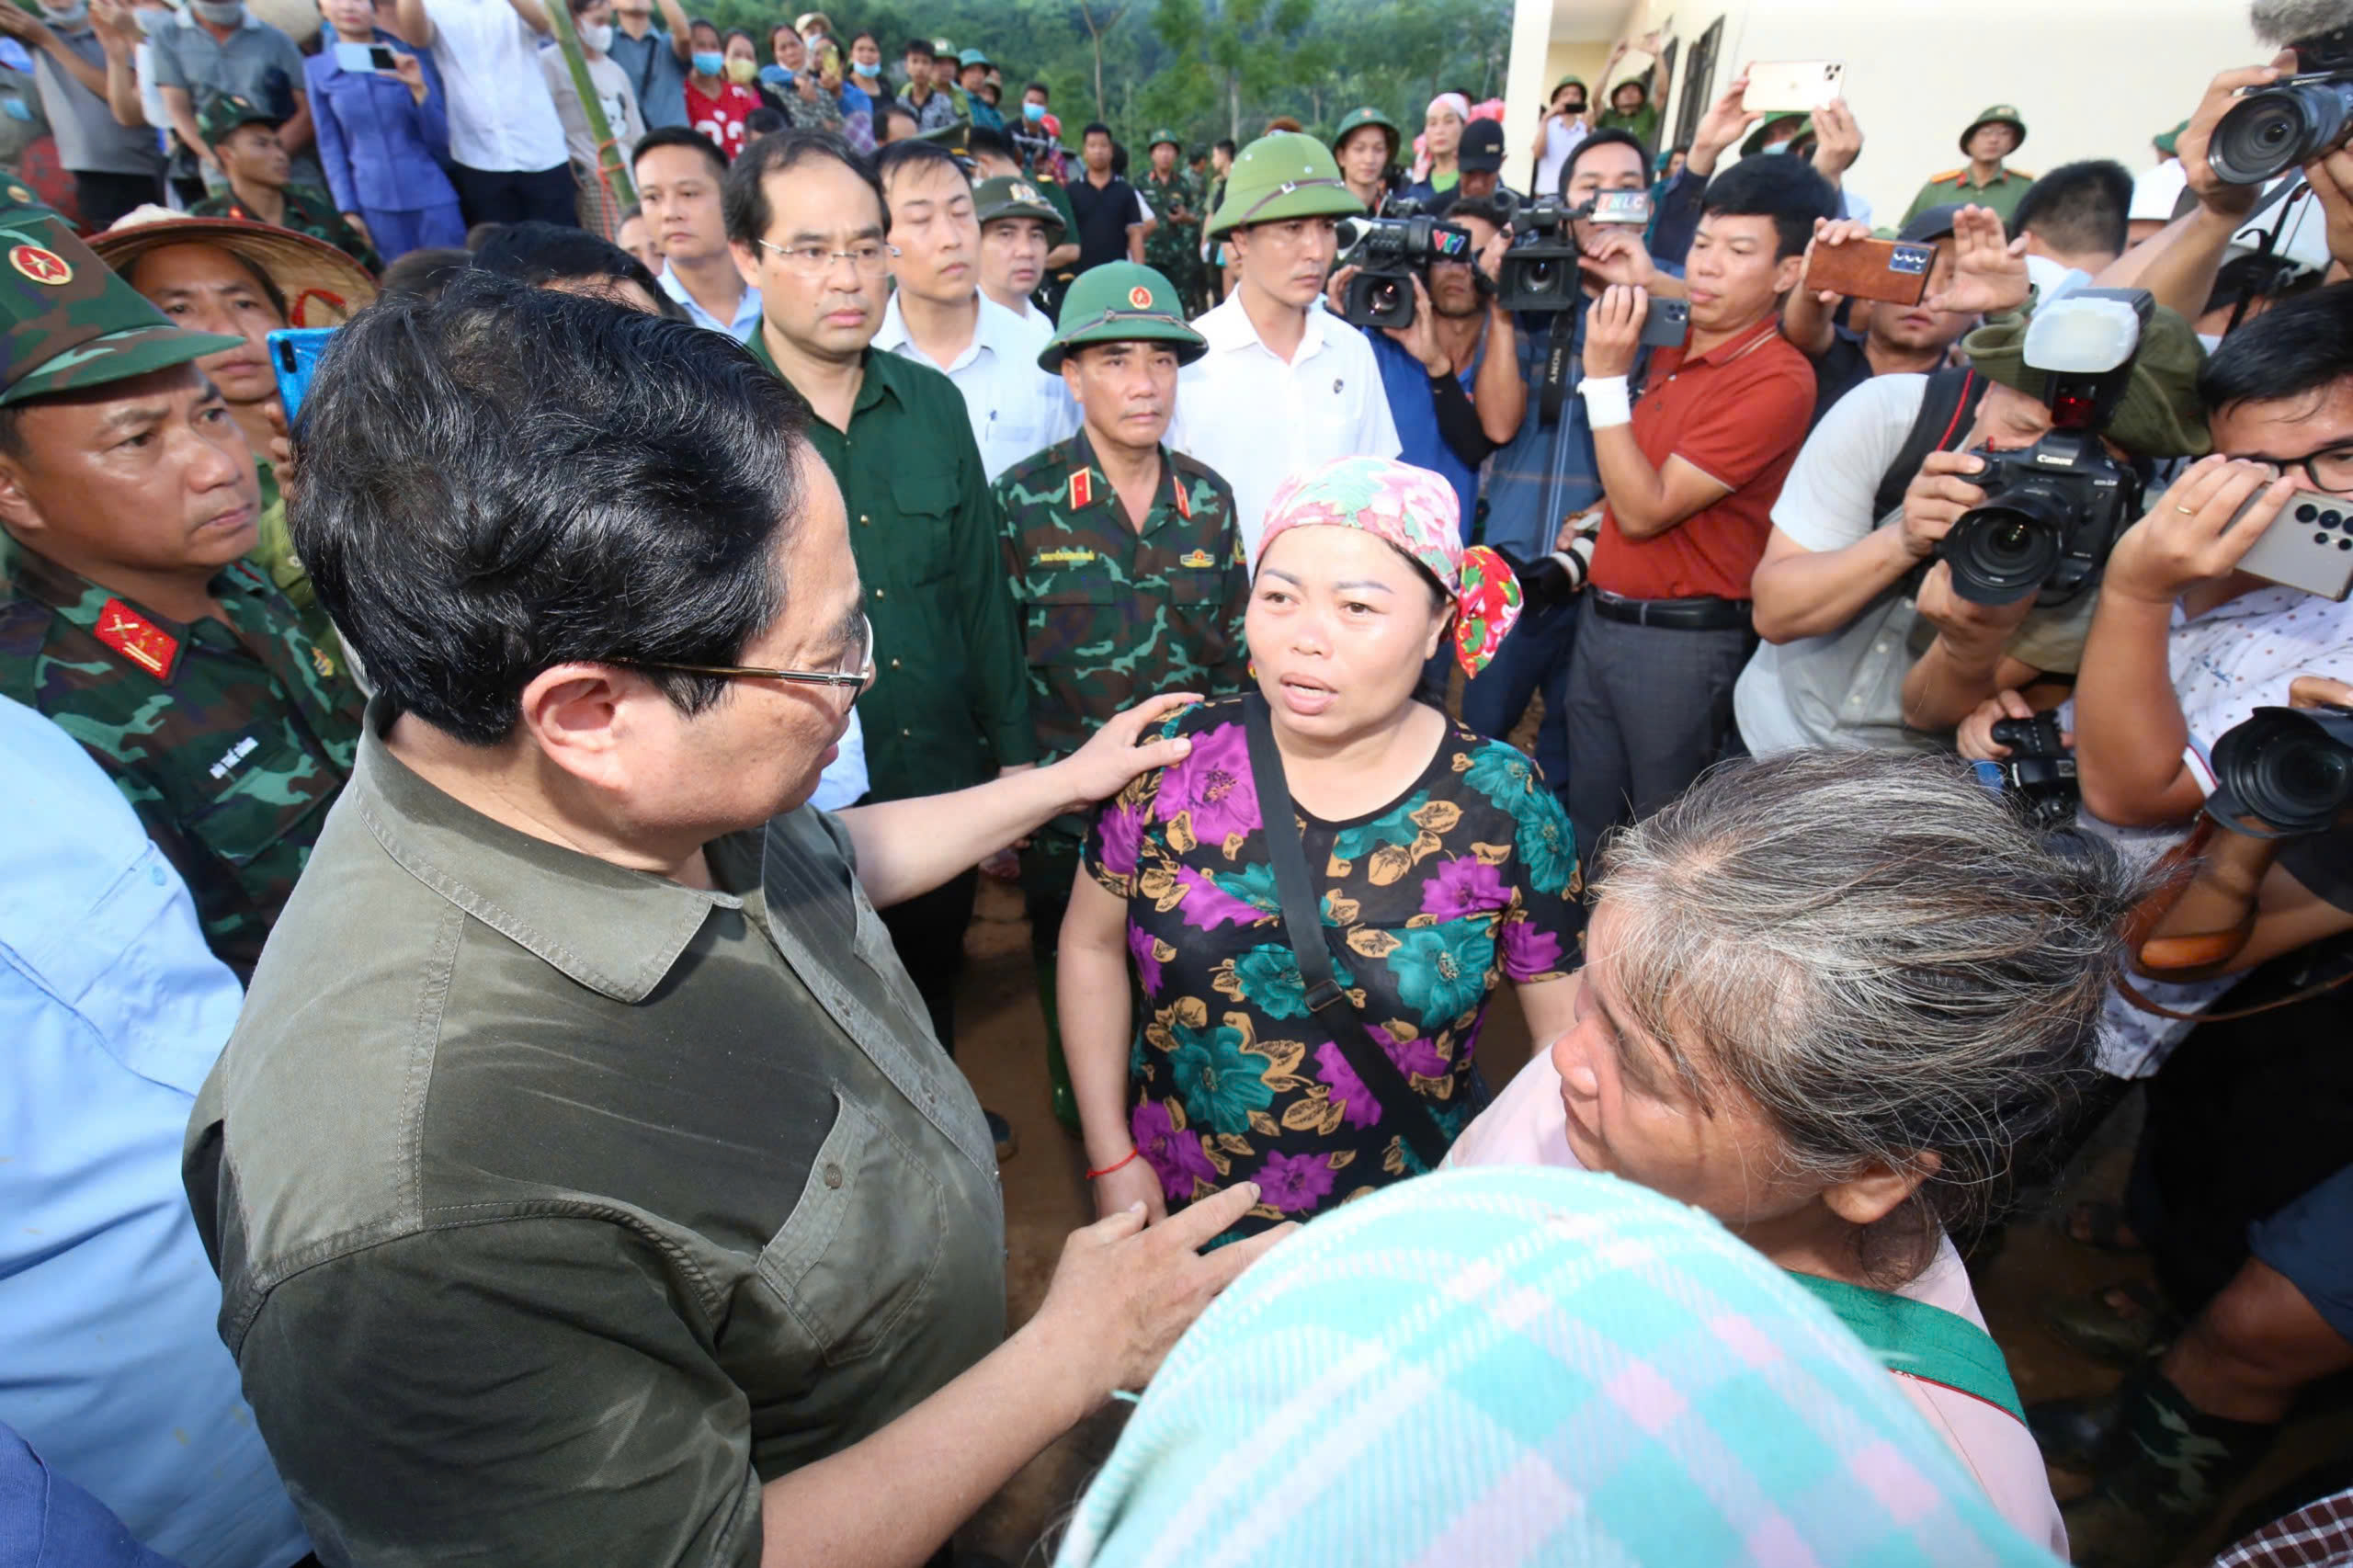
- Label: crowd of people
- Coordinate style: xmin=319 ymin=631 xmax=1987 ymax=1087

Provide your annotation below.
xmin=3 ymin=0 xmax=2353 ymax=1564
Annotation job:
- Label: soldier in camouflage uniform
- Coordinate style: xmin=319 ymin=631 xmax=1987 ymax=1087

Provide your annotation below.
xmin=996 ymin=261 xmax=1248 ymax=1126
xmin=0 ymin=187 xmax=363 ymax=979
xmin=1138 ymin=128 xmax=1203 ymax=316
xmin=188 ymin=96 xmax=381 ymax=275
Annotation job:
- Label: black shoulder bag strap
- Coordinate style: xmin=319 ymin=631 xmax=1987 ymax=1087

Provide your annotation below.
xmin=1872 ymin=365 xmax=1987 ymax=525
xmin=1242 ymin=692 xmax=1458 ymax=1170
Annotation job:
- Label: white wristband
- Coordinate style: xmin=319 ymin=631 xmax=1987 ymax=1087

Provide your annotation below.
xmin=1577 ymin=374 xmax=1631 ymax=429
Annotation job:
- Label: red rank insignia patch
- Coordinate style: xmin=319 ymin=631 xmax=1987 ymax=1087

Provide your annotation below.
xmin=9 ymin=243 xmax=71 ymax=286
xmin=93 ymin=597 xmax=180 ymax=679
xmin=1171 ymin=477 xmax=1192 ymax=519
xmin=1070 ymin=469 xmax=1094 ymax=509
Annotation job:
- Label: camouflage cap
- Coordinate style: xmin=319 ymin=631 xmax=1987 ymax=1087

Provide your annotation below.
xmin=1330 ymin=105 xmax=1400 ymax=163
xmin=974 ymin=174 xmax=1064 ymax=237
xmin=1961 ymin=103 xmax=2027 ymax=153
xmin=197 ymin=93 xmax=283 ymax=146
xmin=1040 ymin=262 xmax=1205 ymax=373
xmin=1146 ymin=126 xmax=1180 ymax=153
xmin=1204 ymin=131 xmax=1364 ymax=240
xmin=0 ymin=187 xmax=244 ymax=408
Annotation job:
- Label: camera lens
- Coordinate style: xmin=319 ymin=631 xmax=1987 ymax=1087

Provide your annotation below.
xmin=2215 ymin=710 xmax=2353 ymax=834
xmin=1944 ymin=501 xmax=2063 ymax=605
xmin=2210 ymin=79 xmax=2353 ymax=185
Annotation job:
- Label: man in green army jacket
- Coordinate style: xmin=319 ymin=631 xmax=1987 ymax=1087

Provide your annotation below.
xmin=726 ymin=128 xmax=1035 ymax=1077
xmin=189 ymin=96 xmax=381 ymax=276
xmin=1138 ymin=128 xmax=1203 ymax=314
xmin=0 ymin=188 xmax=363 ymax=979
xmin=995 ymin=260 xmax=1248 ymax=1124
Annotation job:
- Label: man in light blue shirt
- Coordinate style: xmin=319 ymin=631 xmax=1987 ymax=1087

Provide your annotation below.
xmin=0 ymin=695 xmax=309 ymax=1568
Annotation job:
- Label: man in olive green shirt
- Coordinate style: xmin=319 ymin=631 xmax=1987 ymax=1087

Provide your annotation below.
xmin=184 ymin=272 xmax=1279 ymax=1568
xmin=1903 ymin=104 xmax=2037 ymax=226
xmin=726 ymin=128 xmax=1035 ymax=1061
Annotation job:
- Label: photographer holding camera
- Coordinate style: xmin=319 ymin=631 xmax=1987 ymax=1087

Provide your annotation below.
xmin=1557 ymin=153 xmax=1836 ymax=859
xmin=1955 ymin=286 xmax=2353 ymax=1095
xmin=1337 ymin=194 xmax=1521 ymax=539
xmin=2023 ymin=676 xmax=2353 ymax=1561
xmin=1734 ymin=236 xmax=2212 ymax=760
xmin=1457 ymin=129 xmax=1678 ymax=790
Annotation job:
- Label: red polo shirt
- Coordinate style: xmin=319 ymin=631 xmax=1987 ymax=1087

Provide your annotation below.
xmin=1589 ymin=314 xmax=1816 ymax=602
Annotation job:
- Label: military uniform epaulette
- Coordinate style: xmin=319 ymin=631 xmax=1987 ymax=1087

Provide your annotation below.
xmin=1924 ymin=165 xmax=2033 ymax=183
xmin=0 ymin=592 xmax=47 ymax=675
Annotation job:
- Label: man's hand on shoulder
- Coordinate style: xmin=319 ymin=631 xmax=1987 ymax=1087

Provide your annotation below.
xmin=1050 ymin=691 xmax=1199 ymax=810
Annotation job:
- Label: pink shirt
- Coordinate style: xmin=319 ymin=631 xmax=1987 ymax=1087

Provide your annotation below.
xmin=1449 ymin=1051 xmax=2068 ymax=1557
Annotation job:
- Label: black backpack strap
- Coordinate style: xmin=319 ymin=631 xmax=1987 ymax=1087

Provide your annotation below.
xmin=1871 ymin=366 xmax=1987 ymax=525
xmin=1241 ymin=693 xmax=1455 ymax=1171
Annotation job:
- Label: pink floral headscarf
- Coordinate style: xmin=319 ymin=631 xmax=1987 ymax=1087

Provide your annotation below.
xmin=1255 ymin=456 xmax=1523 ymax=677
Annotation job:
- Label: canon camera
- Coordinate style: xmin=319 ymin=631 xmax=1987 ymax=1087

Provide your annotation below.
xmin=1938 ymin=290 xmax=2152 ymax=607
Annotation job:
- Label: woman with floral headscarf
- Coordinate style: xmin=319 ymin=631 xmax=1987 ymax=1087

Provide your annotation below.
xmin=1059 ymin=457 xmax=1578 ymax=1244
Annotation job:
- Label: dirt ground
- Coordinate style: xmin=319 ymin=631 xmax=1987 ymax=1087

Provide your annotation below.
xmin=943 ymin=875 xmax=2349 ymax=1568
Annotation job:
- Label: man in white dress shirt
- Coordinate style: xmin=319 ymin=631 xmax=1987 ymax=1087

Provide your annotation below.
xmin=1168 ymin=130 xmax=1399 ymax=558
xmin=873 ymin=136 xmax=1076 ymax=482
xmin=392 ymin=0 xmax=575 ymax=226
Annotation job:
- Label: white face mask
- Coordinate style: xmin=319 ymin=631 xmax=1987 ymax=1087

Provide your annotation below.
xmin=580 ymin=19 xmax=611 ymax=50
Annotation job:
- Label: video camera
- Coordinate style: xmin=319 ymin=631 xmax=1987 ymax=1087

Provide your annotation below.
xmin=1333 ymin=203 xmax=1473 ymax=330
xmin=1495 ymin=191 xmax=1686 ymax=347
xmin=1938 ymin=290 xmax=2151 ymax=607
xmin=2206 ymin=704 xmax=2353 ymax=835
xmin=2211 ymin=11 xmax=2353 ymax=184
xmin=1980 ymin=711 xmax=2079 ymax=830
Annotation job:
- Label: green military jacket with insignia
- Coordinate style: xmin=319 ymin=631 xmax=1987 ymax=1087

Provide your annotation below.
xmin=0 ymin=543 xmax=363 ymax=978
xmin=1138 ymin=166 xmax=1202 ymax=282
xmin=995 ymin=430 xmax=1249 ymax=787
xmin=191 ymin=183 xmax=384 ymax=277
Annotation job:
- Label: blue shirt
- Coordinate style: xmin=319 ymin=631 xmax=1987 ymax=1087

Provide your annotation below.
xmin=0 ymin=697 xmax=309 ymax=1568
xmin=304 ymin=30 xmax=460 ymax=217
xmin=1479 ymin=297 xmax=1604 ymax=558
xmin=1368 ymin=326 xmax=1483 ymax=534
xmin=606 ymin=22 xmax=685 ymax=130
xmin=658 ymin=259 xmax=762 ymax=340
xmin=0 ymin=1424 xmax=181 ymax=1568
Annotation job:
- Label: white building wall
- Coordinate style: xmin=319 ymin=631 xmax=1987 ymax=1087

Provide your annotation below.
xmin=1507 ymin=0 xmax=2268 ymax=222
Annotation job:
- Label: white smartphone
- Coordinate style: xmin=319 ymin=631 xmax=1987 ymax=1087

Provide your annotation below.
xmin=2234 ymin=488 xmax=2353 ymax=600
xmin=333 ymin=40 xmax=403 ymax=74
xmin=1742 ymin=61 xmax=1846 ymax=113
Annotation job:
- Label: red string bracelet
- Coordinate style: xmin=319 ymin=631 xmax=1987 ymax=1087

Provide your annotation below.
xmin=1085 ymin=1148 xmax=1140 ymax=1180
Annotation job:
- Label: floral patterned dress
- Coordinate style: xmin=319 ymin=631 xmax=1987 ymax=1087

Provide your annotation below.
xmin=1083 ymin=697 xmax=1579 ymax=1240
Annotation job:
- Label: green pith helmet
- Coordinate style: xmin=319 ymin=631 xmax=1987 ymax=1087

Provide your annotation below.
xmin=0 ymin=187 xmax=244 ymax=407
xmin=197 ymin=93 xmax=282 ymax=145
xmin=1961 ymin=103 xmax=2026 ymax=154
xmin=956 ymin=46 xmax=990 ymax=69
xmin=1203 ymin=131 xmax=1365 ymax=240
xmin=1039 ymin=262 xmax=1206 ymax=373
xmin=1740 ymin=110 xmax=1812 ymax=158
xmin=1147 ymin=126 xmax=1180 ymax=153
xmin=974 ymin=174 xmax=1064 ymax=238
xmin=1329 ymin=105 xmax=1400 ymax=165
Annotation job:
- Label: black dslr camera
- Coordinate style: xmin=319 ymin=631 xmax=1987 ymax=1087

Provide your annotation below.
xmin=1938 ymin=290 xmax=2151 ymax=607
xmin=2211 ymin=13 xmax=2353 ymax=184
xmin=1985 ymin=712 xmax=2079 ymax=830
xmin=1333 ymin=205 xmax=1472 ymax=330
xmin=2206 ymin=705 xmax=2353 ymax=835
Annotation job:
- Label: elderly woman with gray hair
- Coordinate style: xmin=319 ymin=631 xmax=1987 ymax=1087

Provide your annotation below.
xmin=1449 ymin=747 xmax=2149 ymax=1553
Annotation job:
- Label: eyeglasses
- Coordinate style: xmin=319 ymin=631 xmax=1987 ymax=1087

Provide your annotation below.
xmin=2244 ymin=443 xmax=2353 ymax=494
xmin=756 ymin=237 xmax=899 ymax=279
xmin=620 ymin=612 xmax=874 ymax=695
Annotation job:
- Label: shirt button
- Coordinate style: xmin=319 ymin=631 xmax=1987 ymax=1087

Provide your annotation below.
xmin=859 ymin=514 xmax=870 ymax=526
xmin=873 ymin=588 xmax=885 ymax=600
xmin=890 ymin=656 xmax=901 ymax=668
xmin=823 ymin=1163 xmax=844 ymax=1189
xmin=149 ymin=863 xmax=166 ymax=886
